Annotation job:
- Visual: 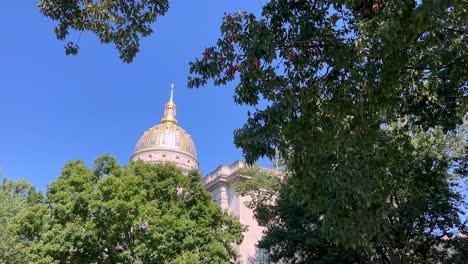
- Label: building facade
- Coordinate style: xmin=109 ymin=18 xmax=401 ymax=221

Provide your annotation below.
xmin=130 ymin=85 xmax=269 ymax=263
xmin=202 ymin=161 xmax=270 ymax=264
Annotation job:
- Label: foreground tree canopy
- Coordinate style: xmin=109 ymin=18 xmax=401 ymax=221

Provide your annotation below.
xmin=38 ymin=0 xmax=467 ymax=251
xmin=188 ymin=0 xmax=467 ymax=246
xmin=236 ymin=126 xmax=468 ymax=263
xmin=11 ymin=155 xmax=243 ymax=263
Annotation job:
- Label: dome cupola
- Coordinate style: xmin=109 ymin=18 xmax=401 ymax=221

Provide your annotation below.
xmin=131 ymin=84 xmax=198 ymax=172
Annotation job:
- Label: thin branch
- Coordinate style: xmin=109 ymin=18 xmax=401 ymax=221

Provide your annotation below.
xmin=444 ymin=27 xmax=467 ymax=34
xmin=404 ymin=54 xmax=468 ymax=71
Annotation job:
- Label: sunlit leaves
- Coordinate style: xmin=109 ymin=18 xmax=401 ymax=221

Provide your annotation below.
xmin=0 ymin=178 xmax=37 ymax=263
xmin=38 ymin=0 xmax=170 ymax=62
xmin=13 ymin=156 xmax=243 ymax=263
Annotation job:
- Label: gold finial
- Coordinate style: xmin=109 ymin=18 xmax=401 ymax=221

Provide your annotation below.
xmin=161 ymin=83 xmax=177 ymax=124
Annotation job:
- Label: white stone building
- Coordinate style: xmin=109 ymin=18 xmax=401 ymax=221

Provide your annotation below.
xmin=130 ymin=85 xmax=270 ymax=263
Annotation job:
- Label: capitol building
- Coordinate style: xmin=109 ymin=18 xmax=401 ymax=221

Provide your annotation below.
xmin=130 ymin=85 xmax=270 ymax=264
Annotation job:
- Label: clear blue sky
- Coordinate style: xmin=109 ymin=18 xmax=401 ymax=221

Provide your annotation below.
xmin=0 ymin=1 xmax=269 ymax=192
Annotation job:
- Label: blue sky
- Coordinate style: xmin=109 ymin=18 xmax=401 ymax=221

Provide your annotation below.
xmin=0 ymin=1 xmax=269 ymax=192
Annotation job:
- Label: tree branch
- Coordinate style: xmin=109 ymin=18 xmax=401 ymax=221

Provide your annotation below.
xmin=404 ymin=54 xmax=468 ymax=71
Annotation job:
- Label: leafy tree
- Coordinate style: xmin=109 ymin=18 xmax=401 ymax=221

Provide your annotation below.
xmin=235 ymin=126 xmax=468 ymax=263
xmin=0 ymin=177 xmax=37 ymax=263
xmin=38 ymin=0 xmax=170 ymax=62
xmin=188 ymin=0 xmax=467 ymax=246
xmin=236 ymin=167 xmax=368 ymax=263
xmin=14 ymin=155 xmax=243 ymax=263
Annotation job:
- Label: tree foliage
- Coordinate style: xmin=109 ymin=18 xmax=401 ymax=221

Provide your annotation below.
xmin=13 ymin=155 xmax=243 ymax=263
xmin=236 ymin=126 xmax=468 ymax=263
xmin=189 ymin=0 xmax=467 ymax=246
xmin=38 ymin=0 xmax=170 ymax=62
xmin=0 ymin=178 xmax=37 ymax=263
xmin=238 ymin=168 xmax=368 ymax=263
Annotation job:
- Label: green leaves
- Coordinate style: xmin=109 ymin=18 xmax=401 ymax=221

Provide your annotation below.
xmin=0 ymin=178 xmax=37 ymax=263
xmin=236 ymin=126 xmax=468 ymax=263
xmin=65 ymin=42 xmax=79 ymax=56
xmin=189 ymin=0 xmax=467 ymax=249
xmin=14 ymin=156 xmax=243 ymax=263
xmin=38 ymin=0 xmax=170 ymax=62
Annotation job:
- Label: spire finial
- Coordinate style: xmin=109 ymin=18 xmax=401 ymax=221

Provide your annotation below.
xmin=161 ymin=83 xmax=177 ymax=124
xmin=170 ymin=83 xmax=174 ymax=103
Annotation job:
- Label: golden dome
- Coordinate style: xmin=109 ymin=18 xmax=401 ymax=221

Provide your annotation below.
xmin=132 ymin=84 xmax=197 ymax=160
xmin=133 ymin=122 xmax=197 ymax=159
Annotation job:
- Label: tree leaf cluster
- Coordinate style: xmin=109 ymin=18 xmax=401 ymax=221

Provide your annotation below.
xmin=189 ymin=0 xmax=467 ymax=247
xmin=38 ymin=0 xmax=170 ymax=62
xmin=11 ymin=155 xmax=243 ymax=263
xmin=236 ymin=126 xmax=468 ymax=263
xmin=0 ymin=178 xmax=37 ymax=264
